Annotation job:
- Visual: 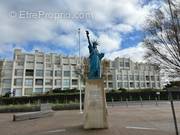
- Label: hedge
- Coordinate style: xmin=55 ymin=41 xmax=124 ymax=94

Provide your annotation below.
xmin=0 ymin=103 xmax=80 ymax=113
xmin=0 ymin=104 xmax=40 ymax=113
xmin=0 ymin=91 xmax=180 ymax=105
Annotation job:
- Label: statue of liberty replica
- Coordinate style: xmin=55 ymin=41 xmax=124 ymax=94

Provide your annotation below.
xmin=86 ymin=31 xmax=104 ymax=79
xmin=83 ymin=30 xmax=108 ymax=129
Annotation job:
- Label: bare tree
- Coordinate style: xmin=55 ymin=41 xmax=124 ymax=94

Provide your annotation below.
xmin=144 ymin=0 xmax=180 ymax=76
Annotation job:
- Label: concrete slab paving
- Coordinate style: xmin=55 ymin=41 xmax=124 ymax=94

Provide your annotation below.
xmin=0 ymin=103 xmax=180 ymax=135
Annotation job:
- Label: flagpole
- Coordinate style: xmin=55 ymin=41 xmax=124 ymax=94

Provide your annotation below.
xmin=78 ymin=28 xmax=83 ymax=114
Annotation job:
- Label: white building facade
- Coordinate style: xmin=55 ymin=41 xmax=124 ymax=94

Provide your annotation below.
xmin=0 ymin=49 xmax=161 ymax=96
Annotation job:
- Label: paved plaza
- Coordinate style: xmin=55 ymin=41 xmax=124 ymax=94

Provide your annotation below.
xmin=0 ymin=102 xmax=180 ymax=135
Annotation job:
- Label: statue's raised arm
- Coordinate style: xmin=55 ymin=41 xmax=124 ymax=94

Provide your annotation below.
xmin=86 ymin=31 xmax=92 ymax=47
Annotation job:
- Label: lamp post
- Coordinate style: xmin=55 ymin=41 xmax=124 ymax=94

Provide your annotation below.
xmin=78 ymin=28 xmax=83 ymax=114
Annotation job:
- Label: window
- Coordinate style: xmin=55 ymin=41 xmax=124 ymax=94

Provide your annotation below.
xmin=130 ymin=82 xmax=134 ymax=88
xmin=103 ymin=82 xmax=107 ymax=87
xmin=72 ymin=79 xmax=78 ymax=85
xmin=124 ymin=82 xmax=128 ymax=88
xmin=24 ymin=88 xmax=33 ymax=95
xmin=108 ymin=75 xmax=113 ymax=80
xmin=36 ymin=62 xmax=43 ymax=64
xmin=157 ymin=83 xmax=160 ymax=87
xmin=135 ymin=75 xmax=139 ymax=80
xmin=108 ymin=82 xmax=113 ymax=88
xmin=117 ymin=75 xmax=122 ymax=80
xmin=35 ymin=79 xmax=43 ymax=85
xmin=2 ymin=88 xmax=11 ymax=95
xmin=140 ymin=75 xmax=145 ymax=81
xmin=3 ymin=79 xmax=11 ymax=87
xmin=16 ymin=61 xmax=24 ymax=66
xmin=120 ymin=62 xmax=124 ymax=67
xmin=35 ymin=88 xmax=43 ymax=94
xmin=136 ymin=82 xmax=140 ymax=88
xmin=25 ymin=69 xmax=34 ymax=76
xmin=141 ymin=82 xmax=145 ymax=87
xmin=46 ymin=56 xmax=51 ymax=62
xmin=146 ymin=76 xmax=150 ymax=81
xmin=152 ymin=83 xmax=155 ymax=88
xmin=146 ymin=82 xmax=150 ymax=87
xmin=3 ymin=69 xmax=12 ymax=76
xmin=55 ymin=79 xmax=61 ymax=86
xmin=118 ymin=82 xmax=123 ymax=88
xmin=134 ymin=64 xmax=139 ymax=70
xmin=63 ymin=79 xmax=70 ymax=86
xmin=26 ymin=61 xmax=34 ymax=64
xmin=45 ymin=79 xmax=52 ymax=85
xmin=14 ymin=79 xmax=22 ymax=86
xmin=125 ymin=62 xmax=130 ymax=67
xmin=72 ymin=71 xmax=78 ymax=77
xmin=129 ymin=75 xmax=134 ymax=81
xmin=14 ymin=69 xmax=23 ymax=76
xmin=55 ymin=70 xmax=61 ymax=77
xmin=151 ymin=76 xmax=155 ymax=81
xmin=64 ymin=71 xmax=70 ymax=77
xmin=45 ymin=88 xmax=51 ymax=92
xmin=14 ymin=88 xmax=22 ymax=96
xmin=25 ymin=79 xmax=33 ymax=86
xmin=46 ymin=63 xmax=51 ymax=68
xmin=46 ymin=70 xmax=53 ymax=77
xmin=157 ymin=76 xmax=160 ymax=81
xmin=36 ymin=70 xmax=43 ymax=77
xmin=124 ymin=75 xmax=128 ymax=80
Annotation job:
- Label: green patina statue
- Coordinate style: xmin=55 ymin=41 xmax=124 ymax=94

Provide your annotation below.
xmin=86 ymin=30 xmax=104 ymax=79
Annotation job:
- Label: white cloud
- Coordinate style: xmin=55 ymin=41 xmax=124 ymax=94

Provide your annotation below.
xmin=105 ymin=42 xmax=147 ymax=62
xmin=0 ymin=0 xmax=159 ymax=61
xmin=98 ymin=34 xmax=120 ymax=52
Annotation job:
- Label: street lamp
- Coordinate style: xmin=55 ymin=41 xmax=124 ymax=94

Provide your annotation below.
xmin=78 ymin=28 xmax=83 ymax=114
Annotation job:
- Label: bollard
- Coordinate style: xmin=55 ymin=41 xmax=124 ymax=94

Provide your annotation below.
xmin=140 ymin=96 xmax=143 ymax=107
xmin=155 ymin=97 xmax=158 ymax=106
xmin=111 ymin=98 xmax=114 ymax=107
xmin=149 ymin=96 xmax=151 ymax=101
xmin=126 ymin=98 xmax=128 ymax=107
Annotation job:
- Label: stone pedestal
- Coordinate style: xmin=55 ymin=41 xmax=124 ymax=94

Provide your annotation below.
xmin=83 ymin=79 xmax=108 ymax=129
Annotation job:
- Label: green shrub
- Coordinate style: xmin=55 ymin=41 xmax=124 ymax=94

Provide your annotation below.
xmin=52 ymin=103 xmax=80 ymax=110
xmin=3 ymin=92 xmax=11 ymax=97
xmin=118 ymin=88 xmax=127 ymax=93
xmin=0 ymin=104 xmax=40 ymax=113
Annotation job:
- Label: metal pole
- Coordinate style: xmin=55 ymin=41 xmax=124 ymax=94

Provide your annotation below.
xmin=126 ymin=98 xmax=128 ymax=107
xmin=78 ymin=28 xmax=83 ymax=114
xmin=169 ymin=91 xmax=179 ymax=135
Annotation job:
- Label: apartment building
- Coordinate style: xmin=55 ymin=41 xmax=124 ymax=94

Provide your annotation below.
xmin=0 ymin=49 xmax=161 ymax=96
xmin=104 ymin=58 xmax=161 ymax=90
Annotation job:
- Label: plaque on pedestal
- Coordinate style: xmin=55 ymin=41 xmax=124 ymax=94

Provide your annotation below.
xmin=84 ymin=79 xmax=108 ymax=129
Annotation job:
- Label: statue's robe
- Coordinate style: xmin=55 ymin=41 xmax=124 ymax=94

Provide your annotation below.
xmin=88 ymin=45 xmax=104 ymax=79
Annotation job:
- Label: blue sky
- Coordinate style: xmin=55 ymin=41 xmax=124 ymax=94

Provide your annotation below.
xmin=0 ymin=0 xmax=159 ymax=62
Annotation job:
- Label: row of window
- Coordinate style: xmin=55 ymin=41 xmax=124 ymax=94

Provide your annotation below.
xmin=106 ymin=82 xmax=160 ymax=88
xmin=14 ymin=79 xmax=78 ymax=86
xmin=14 ymin=69 xmax=78 ymax=77
xmin=116 ymin=75 xmax=160 ymax=81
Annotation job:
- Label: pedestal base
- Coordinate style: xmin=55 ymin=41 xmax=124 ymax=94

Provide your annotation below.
xmin=83 ymin=79 xmax=108 ymax=129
